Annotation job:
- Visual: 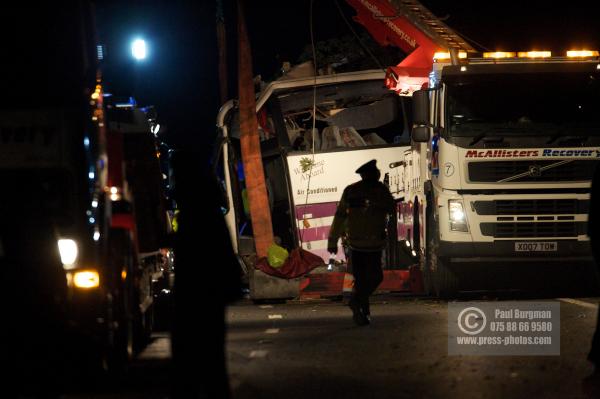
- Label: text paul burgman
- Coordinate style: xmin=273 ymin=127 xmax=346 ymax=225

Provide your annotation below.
xmin=495 ymin=309 xmax=552 ymax=320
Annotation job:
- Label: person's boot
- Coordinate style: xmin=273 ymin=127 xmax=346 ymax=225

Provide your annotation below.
xmin=349 ymin=298 xmax=369 ymax=326
xmin=361 ymin=302 xmax=371 ymax=324
xmin=583 ymin=364 xmax=600 ymax=397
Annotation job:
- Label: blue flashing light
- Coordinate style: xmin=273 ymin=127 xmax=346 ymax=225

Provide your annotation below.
xmin=431 ymin=135 xmax=439 ymax=152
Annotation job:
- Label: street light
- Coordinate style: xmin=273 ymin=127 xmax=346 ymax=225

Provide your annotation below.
xmin=131 ymin=39 xmax=147 ymax=60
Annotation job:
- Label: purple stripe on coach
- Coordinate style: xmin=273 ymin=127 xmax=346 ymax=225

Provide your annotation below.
xmin=295 ymin=202 xmax=338 ymax=220
xmin=298 ymin=225 xmax=332 ymax=242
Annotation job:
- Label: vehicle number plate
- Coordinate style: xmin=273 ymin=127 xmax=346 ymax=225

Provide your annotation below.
xmin=514 ymin=242 xmax=557 ymax=252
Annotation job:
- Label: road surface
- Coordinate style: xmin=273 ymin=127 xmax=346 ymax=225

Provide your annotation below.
xmin=59 ymin=294 xmax=600 ymax=398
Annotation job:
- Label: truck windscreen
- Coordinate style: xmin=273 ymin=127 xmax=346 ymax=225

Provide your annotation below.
xmin=445 ymin=70 xmax=600 ymax=137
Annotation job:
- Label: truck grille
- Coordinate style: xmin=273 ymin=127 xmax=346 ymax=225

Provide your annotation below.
xmin=480 ymin=222 xmax=586 ymax=238
xmin=473 ymin=199 xmax=589 ymax=215
xmin=468 ymin=160 xmax=597 ymax=183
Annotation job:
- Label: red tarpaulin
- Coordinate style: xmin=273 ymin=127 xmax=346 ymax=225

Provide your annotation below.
xmin=254 ymin=248 xmax=324 ymax=279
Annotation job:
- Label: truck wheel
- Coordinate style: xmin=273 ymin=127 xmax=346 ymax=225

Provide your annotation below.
xmin=432 ymin=252 xmax=459 ymax=299
xmin=105 ymin=228 xmax=135 ymax=374
xmin=421 ymin=208 xmax=433 ymax=295
xmin=103 ymin=310 xmax=134 ymax=377
xmin=134 ymin=301 xmax=153 ymax=353
xmin=421 ymin=251 xmax=433 ymax=296
xmin=413 ymin=200 xmax=433 ymax=295
xmin=427 ymin=212 xmax=459 ymax=298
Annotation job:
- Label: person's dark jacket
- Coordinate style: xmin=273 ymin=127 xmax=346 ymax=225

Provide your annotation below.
xmin=328 ymin=178 xmax=395 ymax=252
xmin=589 ymin=164 xmax=600 ymax=257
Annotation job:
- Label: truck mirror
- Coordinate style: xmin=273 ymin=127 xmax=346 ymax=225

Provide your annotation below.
xmin=411 ymin=126 xmax=431 ymax=142
xmin=412 ymin=90 xmax=430 ymax=126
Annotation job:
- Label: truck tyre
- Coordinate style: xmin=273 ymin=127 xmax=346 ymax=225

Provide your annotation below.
xmin=414 ymin=199 xmax=434 ymax=295
xmin=426 ymin=210 xmax=459 ymax=298
xmin=134 ymin=291 xmax=153 ymax=353
xmin=421 ymin=255 xmax=433 ymax=296
xmin=422 ymin=209 xmax=434 ymax=296
xmin=110 ymin=312 xmax=134 ymax=373
xmin=105 ymin=229 xmax=135 ymax=374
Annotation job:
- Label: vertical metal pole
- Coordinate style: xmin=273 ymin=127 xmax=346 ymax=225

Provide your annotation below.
xmin=237 ymin=0 xmax=274 ymax=257
xmin=216 ymin=0 xmax=228 ymax=103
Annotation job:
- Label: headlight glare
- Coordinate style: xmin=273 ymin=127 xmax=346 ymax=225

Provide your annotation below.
xmin=72 ymin=270 xmax=100 ymax=289
xmin=448 ymin=200 xmax=469 ymax=232
xmin=57 ymin=239 xmax=78 ymax=269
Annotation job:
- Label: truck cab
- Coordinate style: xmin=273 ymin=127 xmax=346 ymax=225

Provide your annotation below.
xmin=405 ymin=52 xmax=600 ymax=296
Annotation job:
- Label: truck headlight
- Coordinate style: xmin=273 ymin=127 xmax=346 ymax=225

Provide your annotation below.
xmin=57 ymin=239 xmax=78 ymax=269
xmin=449 ymin=200 xmax=469 ymax=232
xmin=71 ymin=270 xmax=100 ymax=289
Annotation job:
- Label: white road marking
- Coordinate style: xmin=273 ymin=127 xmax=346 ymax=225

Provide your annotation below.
xmin=265 ymin=328 xmax=280 ymax=334
xmin=268 ymin=314 xmax=283 ymax=319
xmin=558 ymin=298 xmax=599 ymax=310
xmin=259 ymin=305 xmax=274 ymax=309
xmin=249 ymin=350 xmax=268 ymax=358
xmin=138 ymin=336 xmax=171 ymax=360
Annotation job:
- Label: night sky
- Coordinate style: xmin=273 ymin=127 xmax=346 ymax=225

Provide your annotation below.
xmin=95 ymin=0 xmax=600 ymax=153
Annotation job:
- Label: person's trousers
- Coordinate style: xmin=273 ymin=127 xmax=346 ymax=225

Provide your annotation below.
xmin=589 ymin=245 xmax=600 ymax=366
xmin=349 ymin=249 xmax=383 ymax=315
xmin=590 ymin=306 xmax=600 ymax=366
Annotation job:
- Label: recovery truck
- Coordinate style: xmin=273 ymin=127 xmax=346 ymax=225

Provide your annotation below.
xmin=1 ymin=4 xmax=170 ymax=375
xmin=401 ymin=51 xmax=600 ymax=297
xmin=342 ymin=0 xmax=599 ymax=296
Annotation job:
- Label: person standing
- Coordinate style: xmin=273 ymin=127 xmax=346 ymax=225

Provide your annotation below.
xmin=582 ymin=164 xmax=600 ymax=398
xmin=327 ymin=159 xmax=395 ymax=326
xmin=587 ymin=164 xmax=600 ymax=368
xmin=170 ymin=150 xmax=242 ymax=398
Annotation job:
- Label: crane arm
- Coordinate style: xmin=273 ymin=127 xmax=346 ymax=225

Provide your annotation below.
xmin=345 ymin=0 xmax=475 ymax=94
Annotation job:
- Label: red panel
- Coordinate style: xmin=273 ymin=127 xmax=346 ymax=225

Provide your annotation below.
xmin=106 ymin=130 xmax=124 ymax=188
xmin=300 ymin=272 xmax=346 ymax=297
xmin=111 ymin=213 xmax=135 ymax=230
xmin=300 ymin=269 xmax=416 ymax=299
xmin=377 ymin=270 xmax=411 ymax=292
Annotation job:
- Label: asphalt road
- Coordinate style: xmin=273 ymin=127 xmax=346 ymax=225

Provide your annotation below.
xmin=226 ymin=296 xmax=599 ymax=399
xmin=59 ymin=295 xmax=600 ymax=399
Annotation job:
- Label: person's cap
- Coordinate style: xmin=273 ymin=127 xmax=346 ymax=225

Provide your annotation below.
xmin=355 ymin=159 xmax=378 ymax=174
